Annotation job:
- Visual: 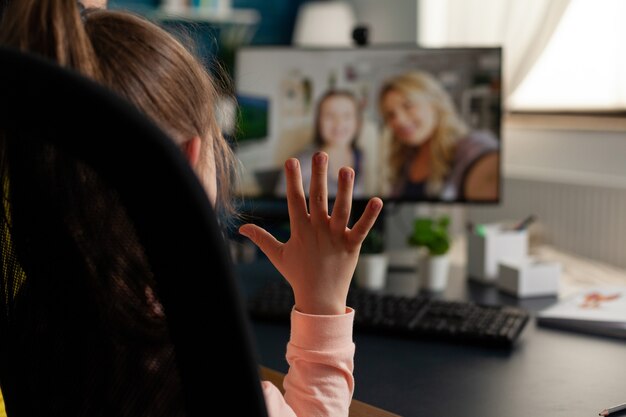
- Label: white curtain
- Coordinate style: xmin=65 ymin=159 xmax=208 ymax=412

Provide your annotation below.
xmin=419 ymin=0 xmax=571 ymax=106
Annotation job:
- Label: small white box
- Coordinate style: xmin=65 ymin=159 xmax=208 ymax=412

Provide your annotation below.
xmin=497 ymin=258 xmax=561 ymax=298
xmin=467 ymin=224 xmax=528 ymax=283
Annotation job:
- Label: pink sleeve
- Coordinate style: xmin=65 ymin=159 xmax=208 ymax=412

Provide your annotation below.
xmin=262 ymin=307 xmax=355 ymax=417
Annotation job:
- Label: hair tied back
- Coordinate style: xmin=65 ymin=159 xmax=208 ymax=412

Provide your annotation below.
xmin=77 ymin=2 xmax=88 ymax=22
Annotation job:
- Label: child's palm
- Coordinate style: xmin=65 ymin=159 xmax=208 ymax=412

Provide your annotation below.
xmin=240 ymin=153 xmax=382 ymax=315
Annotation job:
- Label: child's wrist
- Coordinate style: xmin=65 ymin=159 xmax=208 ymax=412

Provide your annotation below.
xmin=294 ymin=297 xmax=346 ymax=316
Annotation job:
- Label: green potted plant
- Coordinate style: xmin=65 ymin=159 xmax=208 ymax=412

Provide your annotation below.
xmin=408 ymin=216 xmax=451 ymax=291
xmin=355 ymin=228 xmax=388 ymax=291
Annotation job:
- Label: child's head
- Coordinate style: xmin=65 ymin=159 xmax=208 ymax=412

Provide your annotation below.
xmin=313 ymin=90 xmax=361 ymax=150
xmin=0 ymin=0 xmax=236 ymax=215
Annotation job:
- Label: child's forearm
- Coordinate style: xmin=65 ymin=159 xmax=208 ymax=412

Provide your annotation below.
xmin=282 ymin=307 xmax=355 ymax=417
xmin=260 ymin=307 xmax=355 ymax=417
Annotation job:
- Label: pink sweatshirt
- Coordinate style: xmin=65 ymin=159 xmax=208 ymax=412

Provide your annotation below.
xmin=261 ymin=307 xmax=355 ymax=417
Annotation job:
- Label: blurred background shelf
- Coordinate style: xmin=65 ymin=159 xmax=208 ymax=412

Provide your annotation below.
xmin=151 ymin=6 xmax=260 ymax=25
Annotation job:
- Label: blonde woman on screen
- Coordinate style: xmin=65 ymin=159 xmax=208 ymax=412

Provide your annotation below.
xmin=379 ymin=71 xmax=499 ymax=201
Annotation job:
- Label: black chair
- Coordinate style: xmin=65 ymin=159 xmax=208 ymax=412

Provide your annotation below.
xmin=0 ymin=46 xmax=267 ymax=416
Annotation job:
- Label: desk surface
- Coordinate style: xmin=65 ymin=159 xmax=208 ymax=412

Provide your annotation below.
xmin=237 ymin=246 xmax=626 ymax=417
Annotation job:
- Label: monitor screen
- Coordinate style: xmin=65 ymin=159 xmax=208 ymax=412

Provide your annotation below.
xmin=234 ymin=46 xmax=501 ymax=203
xmin=235 ymin=94 xmax=270 ymax=143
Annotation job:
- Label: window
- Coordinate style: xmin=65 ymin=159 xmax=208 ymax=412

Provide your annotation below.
xmin=509 ymin=0 xmax=626 ymax=112
xmin=419 ymin=0 xmax=626 ymax=113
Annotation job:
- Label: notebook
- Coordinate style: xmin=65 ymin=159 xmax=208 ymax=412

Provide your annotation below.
xmin=536 ymin=287 xmax=626 ymax=338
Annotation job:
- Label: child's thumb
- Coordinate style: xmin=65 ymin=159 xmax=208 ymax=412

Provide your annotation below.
xmin=239 ymin=224 xmax=282 ymax=262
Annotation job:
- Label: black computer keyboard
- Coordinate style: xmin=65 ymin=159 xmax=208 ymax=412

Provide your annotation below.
xmin=247 ymin=281 xmax=530 ymax=347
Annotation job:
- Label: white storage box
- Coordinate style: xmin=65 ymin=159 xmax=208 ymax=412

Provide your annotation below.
xmin=497 ymin=258 xmax=561 ymax=298
xmin=467 ymin=224 xmax=528 ymax=283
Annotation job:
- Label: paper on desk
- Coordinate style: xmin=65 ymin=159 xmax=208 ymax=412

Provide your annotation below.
xmin=537 ymin=287 xmax=626 ymax=337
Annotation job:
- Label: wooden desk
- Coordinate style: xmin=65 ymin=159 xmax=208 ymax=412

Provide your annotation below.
xmin=260 ymin=366 xmax=400 ymax=417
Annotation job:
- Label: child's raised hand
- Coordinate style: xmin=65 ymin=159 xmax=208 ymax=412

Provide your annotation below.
xmin=239 ymin=152 xmax=383 ymax=315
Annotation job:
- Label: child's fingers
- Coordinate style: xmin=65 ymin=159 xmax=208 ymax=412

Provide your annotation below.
xmin=348 ymin=198 xmax=383 ymax=248
xmin=329 ymin=167 xmax=354 ymax=235
xmin=239 ymin=224 xmax=283 ymax=264
xmin=308 ymin=152 xmax=329 ymax=225
xmin=284 ymin=158 xmax=308 ymax=229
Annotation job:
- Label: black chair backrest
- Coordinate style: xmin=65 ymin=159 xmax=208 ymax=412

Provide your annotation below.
xmin=0 ymin=47 xmax=267 ymax=417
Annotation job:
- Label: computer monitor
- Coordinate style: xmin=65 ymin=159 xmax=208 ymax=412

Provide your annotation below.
xmin=234 ymin=46 xmax=501 ymax=204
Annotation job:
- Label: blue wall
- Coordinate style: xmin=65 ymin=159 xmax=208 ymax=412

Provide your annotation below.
xmin=109 ymin=0 xmax=159 ymax=12
xmin=233 ymin=0 xmax=306 ymax=45
xmin=111 ymin=0 xmax=307 ymax=45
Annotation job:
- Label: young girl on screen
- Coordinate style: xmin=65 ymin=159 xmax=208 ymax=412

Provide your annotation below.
xmin=0 ymin=1 xmax=382 ymax=416
xmin=275 ymin=90 xmax=365 ymax=197
xmin=379 ymin=71 xmax=499 ymax=201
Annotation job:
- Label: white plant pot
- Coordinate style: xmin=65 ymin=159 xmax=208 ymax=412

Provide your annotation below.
xmin=419 ymin=253 xmax=450 ymax=292
xmin=355 ymin=253 xmax=389 ymax=291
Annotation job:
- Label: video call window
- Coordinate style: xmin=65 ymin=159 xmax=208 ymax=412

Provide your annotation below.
xmin=234 ymin=47 xmax=502 ymax=203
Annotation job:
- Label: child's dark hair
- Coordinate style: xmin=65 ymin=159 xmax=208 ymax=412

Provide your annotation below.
xmin=0 ymin=0 xmax=238 ymax=413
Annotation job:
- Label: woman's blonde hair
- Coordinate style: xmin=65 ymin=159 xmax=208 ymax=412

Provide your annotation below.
xmin=0 ymin=0 xmax=237 ymax=217
xmin=379 ymin=71 xmax=468 ymax=195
